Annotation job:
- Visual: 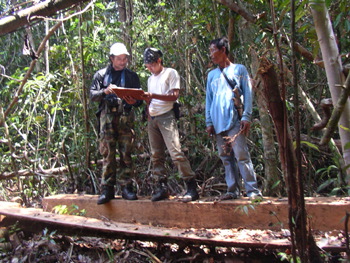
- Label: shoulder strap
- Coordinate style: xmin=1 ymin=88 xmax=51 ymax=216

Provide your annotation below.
xmin=219 ymin=67 xmax=244 ymax=118
xmin=103 ymin=65 xmax=112 ymax=87
xmin=120 ymin=69 xmax=125 ymax=87
xmin=219 ymin=67 xmax=237 ymax=90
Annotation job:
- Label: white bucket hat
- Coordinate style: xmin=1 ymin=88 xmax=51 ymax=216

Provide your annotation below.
xmin=110 ymin=43 xmax=130 ymax=56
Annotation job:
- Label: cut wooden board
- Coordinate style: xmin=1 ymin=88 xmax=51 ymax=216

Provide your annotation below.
xmin=42 ymin=195 xmax=350 ymax=231
xmin=0 ymin=201 xmax=345 ymax=252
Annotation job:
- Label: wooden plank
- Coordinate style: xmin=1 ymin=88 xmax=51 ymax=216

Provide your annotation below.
xmin=0 ymin=202 xmax=290 ymax=249
xmin=0 ymin=202 xmax=346 ymax=252
xmin=42 ymin=195 xmax=350 ymax=231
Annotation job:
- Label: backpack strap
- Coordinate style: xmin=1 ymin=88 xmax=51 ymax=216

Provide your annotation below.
xmin=103 ymin=65 xmax=112 ymax=87
xmin=220 ymin=67 xmax=237 ymax=91
xmin=219 ymin=67 xmax=243 ymax=119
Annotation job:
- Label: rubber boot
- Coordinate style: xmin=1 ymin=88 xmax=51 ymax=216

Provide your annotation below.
xmin=97 ymin=185 xmax=115 ymax=205
xmin=151 ymin=178 xmax=169 ymax=202
xmin=122 ymin=181 xmax=138 ymax=200
xmin=181 ymin=179 xmax=199 ymax=202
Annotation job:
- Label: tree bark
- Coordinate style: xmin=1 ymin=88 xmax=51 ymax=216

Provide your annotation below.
xmin=257 ymin=57 xmax=315 ymax=262
xmin=310 ymin=0 xmax=350 ymax=176
xmin=250 ymin=49 xmax=283 ymax=196
xmin=0 ymin=0 xmax=90 ymax=36
xmin=117 ymin=0 xmax=127 ymax=22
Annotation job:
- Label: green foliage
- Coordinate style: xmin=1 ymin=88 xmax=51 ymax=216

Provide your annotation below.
xmin=105 ymin=246 xmax=114 ymax=263
xmin=52 ymin=204 xmax=86 ymax=216
xmin=1 ymin=0 xmax=350 ymax=203
xmin=278 ymin=252 xmax=301 ymax=263
xmin=235 ymin=203 xmax=258 ymax=216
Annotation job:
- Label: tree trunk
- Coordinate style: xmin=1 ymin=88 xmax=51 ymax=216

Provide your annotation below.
xmin=257 ymin=57 xmax=321 ymax=262
xmin=250 ymin=50 xmax=283 ymax=196
xmin=117 ymin=0 xmax=127 ymax=22
xmin=0 ymin=0 xmax=90 ymax=36
xmin=310 ymin=0 xmax=350 ymax=176
xmin=79 ymin=6 xmax=90 ymax=190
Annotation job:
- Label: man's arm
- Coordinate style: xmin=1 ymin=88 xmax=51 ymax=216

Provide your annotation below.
xmin=90 ymin=70 xmax=106 ymax=102
xmin=239 ymin=65 xmax=253 ymax=136
xmin=142 ymin=89 xmax=179 ymax=103
xmin=240 ymin=65 xmax=253 ymax=123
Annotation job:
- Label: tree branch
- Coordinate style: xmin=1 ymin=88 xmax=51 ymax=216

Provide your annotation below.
xmin=0 ymin=0 xmax=90 ymax=36
xmin=215 ymin=0 xmax=258 ymax=23
xmin=320 ymin=72 xmax=350 ymax=145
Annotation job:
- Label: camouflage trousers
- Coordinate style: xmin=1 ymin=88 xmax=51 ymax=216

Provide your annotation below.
xmin=99 ymin=108 xmax=135 ymax=187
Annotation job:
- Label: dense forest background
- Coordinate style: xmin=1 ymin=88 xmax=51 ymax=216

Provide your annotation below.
xmin=0 ymin=0 xmax=350 ymax=207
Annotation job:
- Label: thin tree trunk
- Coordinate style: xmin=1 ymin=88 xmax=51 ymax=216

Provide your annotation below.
xmin=212 ymin=1 xmax=222 ymax=37
xmin=45 ymin=20 xmax=50 ymax=74
xmin=79 ymin=5 xmax=91 ymax=181
xmin=310 ymin=0 xmax=350 ymax=177
xmin=117 ymin=0 xmax=127 ymax=22
xmin=254 ymin=82 xmax=283 ymax=196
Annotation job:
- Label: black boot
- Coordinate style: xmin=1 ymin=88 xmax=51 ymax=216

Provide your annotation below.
xmin=97 ymin=185 xmax=115 ymax=205
xmin=181 ymin=179 xmax=199 ymax=202
xmin=151 ymin=179 xmax=169 ymax=202
xmin=122 ymin=181 xmax=138 ymax=200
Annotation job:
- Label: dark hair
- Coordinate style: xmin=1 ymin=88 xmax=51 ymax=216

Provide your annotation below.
xmin=210 ymin=37 xmax=229 ymax=55
xmin=144 ymin=47 xmax=163 ymax=64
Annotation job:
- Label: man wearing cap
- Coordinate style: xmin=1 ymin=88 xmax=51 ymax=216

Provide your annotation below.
xmin=141 ymin=47 xmax=199 ymax=202
xmin=90 ymin=43 xmax=143 ymax=204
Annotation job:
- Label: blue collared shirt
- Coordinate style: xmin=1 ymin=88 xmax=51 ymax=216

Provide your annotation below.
xmin=205 ymin=63 xmax=253 ymax=134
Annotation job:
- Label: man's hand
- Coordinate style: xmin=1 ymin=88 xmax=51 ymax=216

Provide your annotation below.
xmin=240 ymin=120 xmax=251 ymax=136
xmin=123 ymin=95 xmax=137 ymax=105
xmin=141 ymin=92 xmax=152 ymax=103
xmin=104 ymin=84 xmax=116 ymax=95
xmin=206 ymin=125 xmax=215 ymax=137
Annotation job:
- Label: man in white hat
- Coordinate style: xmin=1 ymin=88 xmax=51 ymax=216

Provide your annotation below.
xmin=90 ymin=43 xmax=143 ymax=204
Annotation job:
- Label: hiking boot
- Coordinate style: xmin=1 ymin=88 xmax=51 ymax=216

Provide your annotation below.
xmin=151 ymin=179 xmax=169 ymax=202
xmin=97 ymin=185 xmax=115 ymax=205
xmin=181 ymin=179 xmax=199 ymax=202
xmin=122 ymin=182 xmax=138 ymax=200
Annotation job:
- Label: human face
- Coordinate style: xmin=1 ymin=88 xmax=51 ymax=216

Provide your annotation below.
xmin=209 ymin=44 xmax=226 ymax=65
xmin=110 ymin=54 xmax=128 ymax=71
xmin=145 ymin=59 xmax=163 ymax=75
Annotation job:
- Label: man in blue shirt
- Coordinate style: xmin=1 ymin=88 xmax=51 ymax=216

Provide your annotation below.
xmin=205 ymin=37 xmax=262 ymax=201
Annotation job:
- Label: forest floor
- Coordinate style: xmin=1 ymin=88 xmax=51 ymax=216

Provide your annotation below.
xmin=0 ymin=226 xmax=347 ymax=262
xmin=0 ymin=229 xmax=292 ymax=262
